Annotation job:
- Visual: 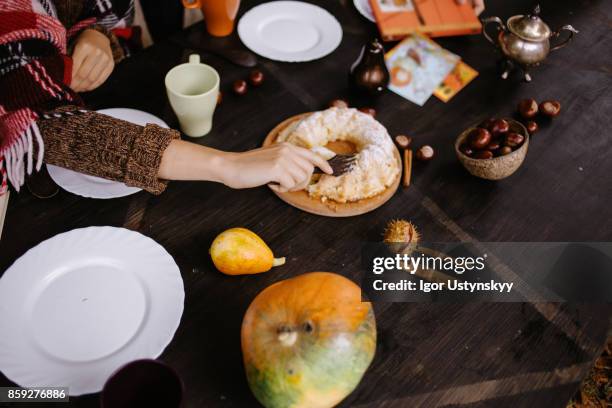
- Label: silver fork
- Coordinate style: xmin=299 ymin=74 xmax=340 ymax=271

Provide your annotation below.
xmin=314 ymin=154 xmax=357 ymax=176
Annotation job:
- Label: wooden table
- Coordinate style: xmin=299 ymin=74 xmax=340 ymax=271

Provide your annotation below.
xmin=1 ymin=0 xmax=611 ymax=406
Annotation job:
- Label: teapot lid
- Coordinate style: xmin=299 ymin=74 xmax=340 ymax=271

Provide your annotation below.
xmin=507 ymin=5 xmax=551 ymax=41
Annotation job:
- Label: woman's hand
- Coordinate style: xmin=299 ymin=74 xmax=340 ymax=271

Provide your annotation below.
xmin=223 ymin=143 xmax=333 ymax=192
xmin=70 ymin=29 xmax=114 ymax=92
xmin=456 ymin=0 xmax=485 ymax=15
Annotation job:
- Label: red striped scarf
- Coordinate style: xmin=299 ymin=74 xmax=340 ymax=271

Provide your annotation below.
xmin=0 ymin=0 xmax=132 ymax=195
xmin=0 ymin=0 xmax=81 ymax=194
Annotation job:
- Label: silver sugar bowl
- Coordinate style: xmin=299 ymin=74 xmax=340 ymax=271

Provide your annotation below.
xmin=481 ymin=5 xmax=578 ymax=82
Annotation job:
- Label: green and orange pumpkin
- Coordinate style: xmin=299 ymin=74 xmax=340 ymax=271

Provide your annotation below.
xmin=241 ymin=272 xmax=376 ymax=408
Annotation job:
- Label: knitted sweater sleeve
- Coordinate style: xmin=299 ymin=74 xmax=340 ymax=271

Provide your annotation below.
xmin=38 ymin=107 xmax=179 ymax=195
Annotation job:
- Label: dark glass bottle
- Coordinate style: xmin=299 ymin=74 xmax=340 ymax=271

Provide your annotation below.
xmin=349 ymin=38 xmax=390 ymax=97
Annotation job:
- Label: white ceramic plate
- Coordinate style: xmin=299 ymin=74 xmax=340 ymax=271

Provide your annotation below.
xmin=354 ymin=0 xmax=375 ymax=22
xmin=0 ymin=227 xmax=184 ymax=395
xmin=238 ymin=1 xmax=343 ymax=62
xmin=47 ymin=108 xmax=169 ymax=199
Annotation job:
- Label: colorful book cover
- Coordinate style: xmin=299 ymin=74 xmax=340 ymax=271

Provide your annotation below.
xmin=385 ymin=33 xmax=460 ymax=106
xmin=369 ymin=0 xmax=420 ymax=41
xmin=369 ymin=0 xmax=481 ymax=40
xmin=434 ymin=61 xmax=478 ymax=102
xmin=414 ymin=0 xmax=482 ymax=37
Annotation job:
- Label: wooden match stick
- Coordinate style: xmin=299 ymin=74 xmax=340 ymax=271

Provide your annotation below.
xmin=403 ymin=149 xmax=412 ymax=188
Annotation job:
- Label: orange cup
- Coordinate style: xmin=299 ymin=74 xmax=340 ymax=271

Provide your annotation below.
xmin=183 ymin=0 xmax=240 ymax=37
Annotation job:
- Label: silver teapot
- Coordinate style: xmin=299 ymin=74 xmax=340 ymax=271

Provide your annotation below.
xmin=481 ymin=5 xmax=578 ymax=82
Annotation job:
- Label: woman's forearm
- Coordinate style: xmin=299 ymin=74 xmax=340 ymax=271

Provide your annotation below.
xmin=157 ymin=140 xmax=333 ymax=191
xmin=157 ymin=140 xmax=230 ymax=183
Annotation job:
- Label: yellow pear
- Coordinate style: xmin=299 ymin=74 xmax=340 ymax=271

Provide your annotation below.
xmin=210 ymin=228 xmax=285 ymax=275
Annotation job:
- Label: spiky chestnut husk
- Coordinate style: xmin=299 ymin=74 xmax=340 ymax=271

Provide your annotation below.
xmin=383 ymin=219 xmax=420 ymax=245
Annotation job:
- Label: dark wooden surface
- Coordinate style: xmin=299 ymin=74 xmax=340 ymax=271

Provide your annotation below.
xmin=1 ymin=1 xmax=611 ymax=407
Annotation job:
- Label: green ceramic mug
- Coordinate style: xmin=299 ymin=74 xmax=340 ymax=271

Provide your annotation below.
xmin=165 ymin=54 xmax=220 ymax=137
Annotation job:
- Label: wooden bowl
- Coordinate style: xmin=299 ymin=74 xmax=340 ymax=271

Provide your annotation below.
xmin=455 ymin=119 xmax=529 ymax=180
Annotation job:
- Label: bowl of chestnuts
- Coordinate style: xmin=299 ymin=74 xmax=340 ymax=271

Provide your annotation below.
xmin=455 ymin=118 xmax=528 ymax=180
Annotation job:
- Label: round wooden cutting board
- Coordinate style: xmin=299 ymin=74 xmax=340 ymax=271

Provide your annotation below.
xmin=262 ymin=113 xmax=402 ymax=217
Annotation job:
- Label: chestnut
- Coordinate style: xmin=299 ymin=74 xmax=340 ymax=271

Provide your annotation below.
xmin=395 ymin=135 xmax=412 ymax=149
xmin=489 ymin=118 xmax=510 ymax=135
xmin=248 ymin=70 xmax=265 ymax=86
xmin=525 ymin=120 xmax=538 ymax=135
xmin=499 ymin=146 xmax=513 ymax=156
xmin=217 ymin=90 xmax=223 ymax=105
xmin=468 ymin=128 xmax=492 ymax=150
xmin=459 ymin=143 xmax=474 ymax=157
xmin=517 ymin=98 xmax=538 ymax=119
xmin=232 ymin=79 xmax=248 ymax=95
xmin=416 ymin=145 xmax=434 ymax=161
xmin=328 ymin=99 xmax=349 ymax=109
xmin=478 ymin=118 xmax=496 ymax=130
xmin=487 ymin=139 xmax=501 ymax=151
xmin=504 ymin=132 xmax=525 ymax=148
xmin=539 ymin=100 xmax=561 ymax=117
xmin=358 ymin=107 xmax=376 ymax=117
xmin=473 ymin=150 xmax=493 ymax=160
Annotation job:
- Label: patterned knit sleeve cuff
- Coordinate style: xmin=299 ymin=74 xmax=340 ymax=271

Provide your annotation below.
xmin=125 ymin=124 xmax=180 ymax=195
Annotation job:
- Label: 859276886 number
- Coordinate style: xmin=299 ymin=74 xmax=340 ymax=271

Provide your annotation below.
xmin=0 ymin=387 xmax=69 ymax=402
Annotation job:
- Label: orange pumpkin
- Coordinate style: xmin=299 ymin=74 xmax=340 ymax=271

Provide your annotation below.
xmin=241 ymin=272 xmax=376 ymax=408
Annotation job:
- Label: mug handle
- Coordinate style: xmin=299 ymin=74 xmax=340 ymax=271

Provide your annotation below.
xmin=182 ymin=0 xmax=202 ymax=9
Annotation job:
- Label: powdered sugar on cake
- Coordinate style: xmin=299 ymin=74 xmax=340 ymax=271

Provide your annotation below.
xmin=277 ymin=108 xmax=400 ymax=203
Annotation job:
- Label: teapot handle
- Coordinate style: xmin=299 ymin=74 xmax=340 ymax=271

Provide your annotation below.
xmin=481 ymin=17 xmax=505 ymax=47
xmin=550 ymin=25 xmax=579 ymax=52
